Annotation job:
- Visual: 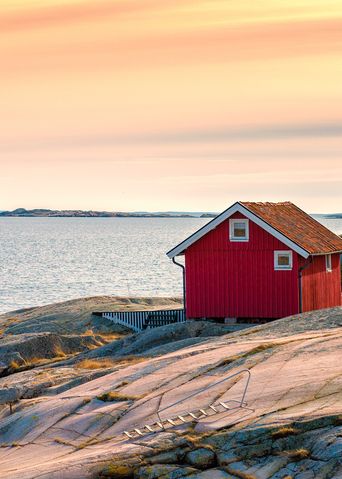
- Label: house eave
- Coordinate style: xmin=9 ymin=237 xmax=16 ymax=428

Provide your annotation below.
xmin=311 ymin=250 xmax=342 ymax=256
xmin=166 ymin=201 xmax=310 ymax=259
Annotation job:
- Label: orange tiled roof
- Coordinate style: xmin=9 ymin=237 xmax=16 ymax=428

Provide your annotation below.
xmin=241 ymin=201 xmax=342 ymax=255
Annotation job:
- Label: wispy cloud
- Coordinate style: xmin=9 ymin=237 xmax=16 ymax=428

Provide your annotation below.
xmin=0 ymin=1 xmax=191 ymax=32
xmin=2 ymin=121 xmax=342 ymax=152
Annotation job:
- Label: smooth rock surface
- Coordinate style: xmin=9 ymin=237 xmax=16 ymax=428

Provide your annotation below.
xmin=0 ymin=305 xmax=340 ymax=478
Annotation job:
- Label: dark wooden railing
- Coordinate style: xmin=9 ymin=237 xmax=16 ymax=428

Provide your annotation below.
xmin=98 ymin=309 xmax=185 ymax=332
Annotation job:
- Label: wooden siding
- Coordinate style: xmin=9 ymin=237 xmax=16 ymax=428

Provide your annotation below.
xmin=185 ymin=212 xmax=300 ymax=319
xmin=301 ymin=253 xmax=341 ymax=312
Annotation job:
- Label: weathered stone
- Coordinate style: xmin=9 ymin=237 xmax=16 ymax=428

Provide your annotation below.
xmin=0 ymin=333 xmax=102 ymax=363
xmin=246 ymin=456 xmax=288 ymax=478
xmin=136 ymin=464 xmax=197 ymax=479
xmin=314 ymin=458 xmax=341 ymax=479
xmin=187 ymin=469 xmax=233 ymax=478
xmin=271 ymin=466 xmax=297 ymax=479
xmin=148 ymin=448 xmax=185 ymax=465
xmin=225 ymin=461 xmax=250 ymax=475
xmin=271 ymin=433 xmax=304 ymax=452
xmin=217 ymin=450 xmax=241 ymax=466
xmin=311 ymin=432 xmax=342 ymax=461
xmin=236 ymin=442 xmax=272 ymax=459
xmin=0 ymin=352 xmax=26 ymax=369
xmin=0 ymin=387 xmax=22 ymax=405
xmin=203 ymin=431 xmax=235 ymax=451
xmin=185 ymin=448 xmax=216 ymax=469
xmin=100 ymin=463 xmax=135 ymax=478
xmin=0 ymin=303 xmax=342 ymax=479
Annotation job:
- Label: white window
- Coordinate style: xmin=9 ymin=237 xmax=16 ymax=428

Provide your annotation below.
xmin=229 ymin=218 xmax=249 ymax=241
xmin=274 ymin=250 xmax=293 ymax=270
xmin=325 ymin=254 xmax=332 ymax=272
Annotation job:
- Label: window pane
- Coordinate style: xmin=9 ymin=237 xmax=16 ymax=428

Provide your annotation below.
xmin=233 ymin=223 xmax=246 ymax=237
xmin=278 ymin=255 xmax=290 ymax=266
xmin=326 ymin=255 xmax=332 ymax=270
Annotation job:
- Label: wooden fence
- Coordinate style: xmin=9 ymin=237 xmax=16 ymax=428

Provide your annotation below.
xmin=100 ymin=309 xmax=185 ymax=332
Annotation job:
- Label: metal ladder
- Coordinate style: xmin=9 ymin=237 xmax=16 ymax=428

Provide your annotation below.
xmin=124 ymin=369 xmax=251 ymax=439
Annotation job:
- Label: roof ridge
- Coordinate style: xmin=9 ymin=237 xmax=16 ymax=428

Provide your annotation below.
xmin=241 ymin=200 xmax=293 ymax=206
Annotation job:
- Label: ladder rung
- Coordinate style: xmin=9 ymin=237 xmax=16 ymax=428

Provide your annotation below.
xmin=156 ymin=422 xmax=164 ymax=429
xmin=124 ymin=431 xmax=133 ymax=438
xmin=189 ymin=412 xmax=199 ymax=419
xmin=134 ymin=428 xmax=144 ymax=435
xmin=166 ymin=418 xmax=176 ymax=426
xmin=199 ymin=409 xmax=208 ymax=416
xmin=177 ymin=415 xmax=187 ymax=423
xmin=219 ymin=402 xmax=230 ymax=410
xmin=145 ymin=425 xmax=154 ymax=432
xmin=209 ymin=405 xmax=218 ymax=412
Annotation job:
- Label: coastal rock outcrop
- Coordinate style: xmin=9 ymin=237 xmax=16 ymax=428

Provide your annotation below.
xmin=0 ymin=301 xmax=341 ymax=478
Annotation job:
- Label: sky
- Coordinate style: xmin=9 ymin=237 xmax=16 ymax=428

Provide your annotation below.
xmin=0 ymin=0 xmax=341 ymax=213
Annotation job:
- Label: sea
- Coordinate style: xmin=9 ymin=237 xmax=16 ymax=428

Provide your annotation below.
xmin=0 ymin=216 xmax=341 ymax=314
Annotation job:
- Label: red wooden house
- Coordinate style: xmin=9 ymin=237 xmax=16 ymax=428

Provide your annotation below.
xmin=167 ymin=202 xmax=342 ymax=321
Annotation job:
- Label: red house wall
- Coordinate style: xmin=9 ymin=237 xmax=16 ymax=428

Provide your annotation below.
xmin=185 ymin=212 xmax=300 ymax=319
xmin=301 ymin=254 xmax=341 ymax=312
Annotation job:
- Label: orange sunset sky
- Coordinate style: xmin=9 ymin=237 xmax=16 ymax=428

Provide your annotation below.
xmin=1 ymin=1 xmax=341 ymax=212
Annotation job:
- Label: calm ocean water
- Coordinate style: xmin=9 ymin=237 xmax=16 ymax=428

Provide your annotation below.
xmin=0 ymin=216 xmax=341 ymax=314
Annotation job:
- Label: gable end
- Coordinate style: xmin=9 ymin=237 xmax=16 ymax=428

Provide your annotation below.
xmin=166 ymin=202 xmax=310 ymax=259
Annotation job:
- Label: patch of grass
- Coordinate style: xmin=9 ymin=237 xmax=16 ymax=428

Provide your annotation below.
xmin=54 ymin=437 xmax=75 ymax=447
xmin=76 ymin=355 xmax=146 ymax=370
xmin=97 ymin=391 xmax=142 ymax=402
xmin=116 ymin=355 xmax=146 ymax=365
xmin=281 ymin=448 xmax=310 ymax=461
xmin=53 ymin=344 xmax=67 ymax=358
xmin=178 ymin=426 xmax=214 ymax=447
xmin=215 ymin=343 xmax=278 ymax=369
xmin=9 ymin=360 xmax=20 ymax=370
xmin=0 ymin=442 xmax=20 ymax=448
xmin=75 ymin=358 xmax=117 ymax=369
xmin=238 ymin=327 xmax=261 ymax=336
xmin=215 ymin=354 xmax=244 ymax=367
xmin=76 ymin=437 xmax=102 ymax=450
xmin=25 ymin=356 xmax=47 ymax=366
xmin=83 ymin=328 xmax=95 ymax=336
xmin=17 ymin=354 xmax=73 ymax=370
xmin=271 ymin=426 xmax=299 ymax=439
xmin=100 ymin=331 xmax=128 ymax=340
xmin=247 ymin=343 xmax=278 ymax=355
xmin=99 ymin=463 xmax=135 ymax=478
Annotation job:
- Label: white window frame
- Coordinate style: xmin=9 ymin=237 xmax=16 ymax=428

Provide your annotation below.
xmin=274 ymin=250 xmax=293 ymax=270
xmin=325 ymin=254 xmax=332 ymax=272
xmin=229 ymin=218 xmax=249 ymax=242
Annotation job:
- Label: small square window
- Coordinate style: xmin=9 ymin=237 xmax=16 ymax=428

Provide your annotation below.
xmin=274 ymin=251 xmax=292 ymax=270
xmin=325 ymin=254 xmax=332 ymax=272
xmin=229 ymin=219 xmax=249 ymax=241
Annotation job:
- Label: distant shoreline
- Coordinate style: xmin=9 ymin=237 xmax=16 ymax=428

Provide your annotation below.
xmin=0 ymin=208 xmax=341 ymax=219
xmin=0 ymin=208 xmax=217 ymax=219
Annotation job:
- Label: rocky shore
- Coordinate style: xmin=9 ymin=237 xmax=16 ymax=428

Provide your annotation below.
xmin=0 ymin=298 xmax=341 ymax=478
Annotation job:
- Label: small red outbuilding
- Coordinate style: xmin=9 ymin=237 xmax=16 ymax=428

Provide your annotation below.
xmin=167 ymin=201 xmax=342 ymax=320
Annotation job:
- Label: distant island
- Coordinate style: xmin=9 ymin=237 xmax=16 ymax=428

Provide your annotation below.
xmin=1 ymin=208 xmax=341 ymax=219
xmin=0 ymin=208 xmax=217 ymax=218
xmin=312 ymin=213 xmax=342 ymax=219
